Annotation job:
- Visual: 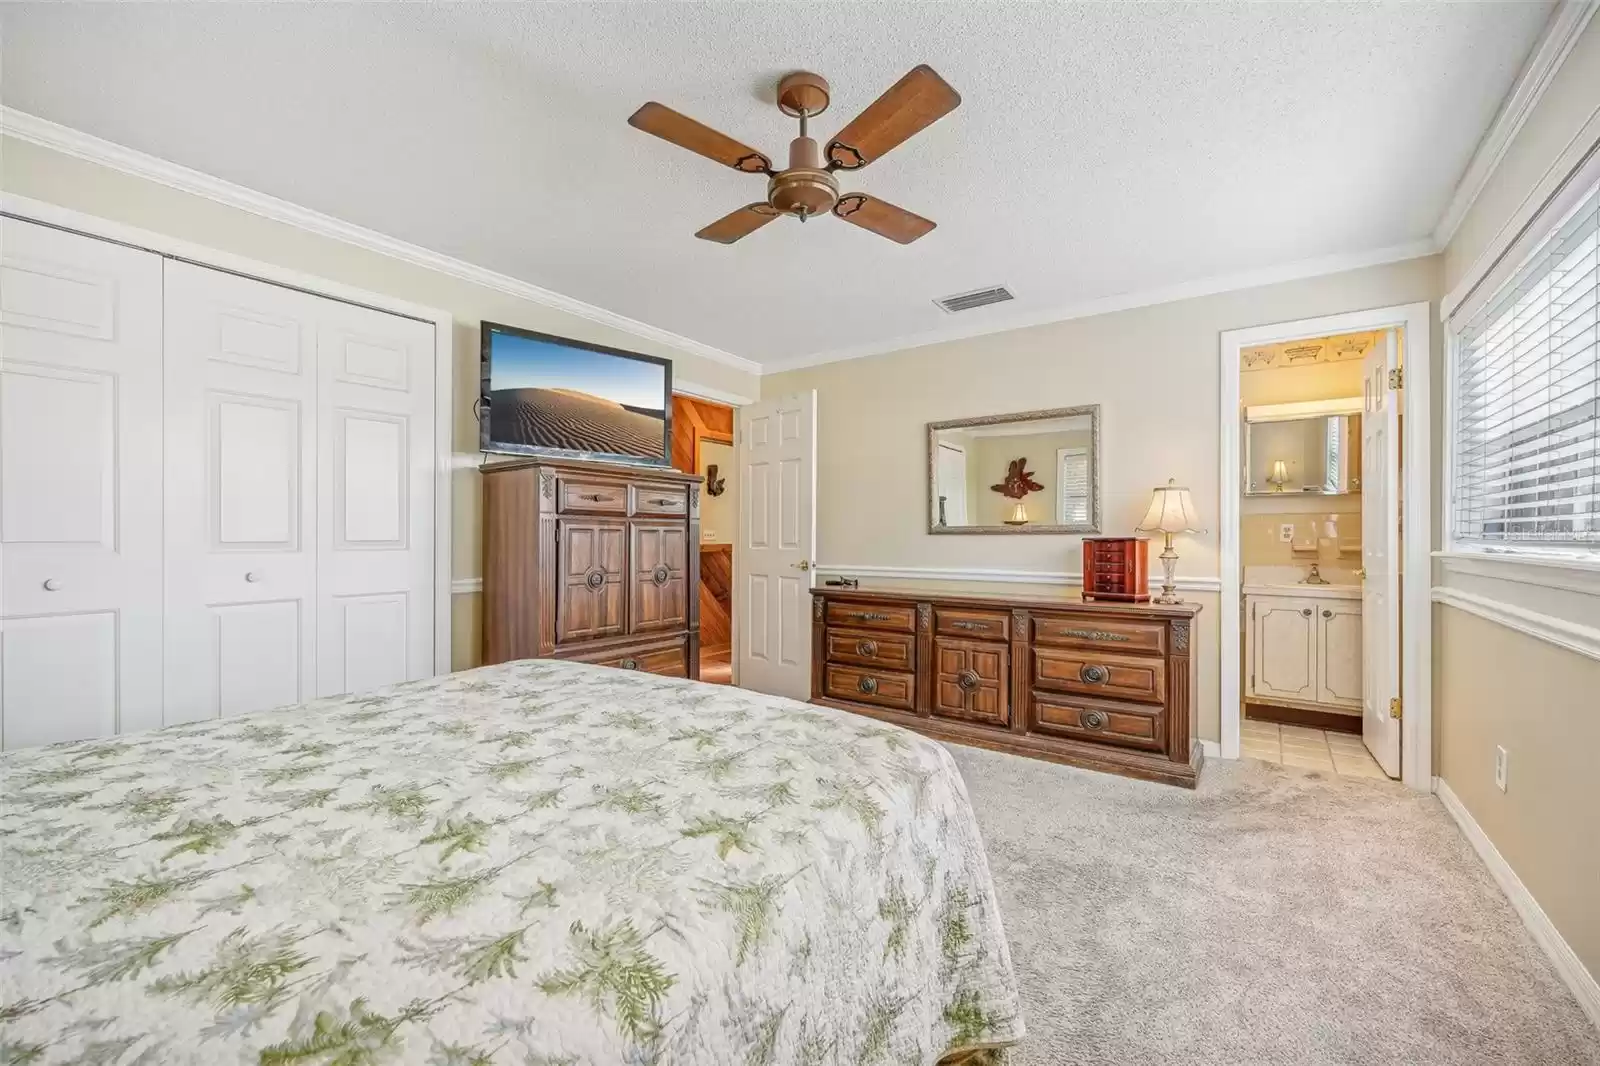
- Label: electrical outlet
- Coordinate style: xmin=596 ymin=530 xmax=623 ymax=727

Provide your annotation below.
xmin=1278 ymin=524 xmax=1295 ymax=543
xmin=1494 ymin=745 xmax=1509 ymax=792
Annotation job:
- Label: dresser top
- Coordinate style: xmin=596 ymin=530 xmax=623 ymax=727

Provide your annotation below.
xmin=813 ymin=583 xmax=1202 ymax=619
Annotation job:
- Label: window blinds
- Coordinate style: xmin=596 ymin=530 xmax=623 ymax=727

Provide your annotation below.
xmin=1059 ymin=448 xmax=1090 ymax=524
xmin=1452 ymin=176 xmax=1599 ymax=550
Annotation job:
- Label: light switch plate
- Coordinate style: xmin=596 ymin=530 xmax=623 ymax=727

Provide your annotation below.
xmin=1278 ymin=524 xmax=1296 ymax=543
xmin=1494 ymin=745 xmax=1509 ymax=792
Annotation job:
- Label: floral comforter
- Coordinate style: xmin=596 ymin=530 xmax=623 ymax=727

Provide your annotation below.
xmin=0 ymin=659 xmax=1022 ymax=1065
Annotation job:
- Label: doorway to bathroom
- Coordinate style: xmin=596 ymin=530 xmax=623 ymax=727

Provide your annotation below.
xmin=1219 ymin=303 xmax=1433 ymax=790
xmin=671 ymin=393 xmax=738 ymax=684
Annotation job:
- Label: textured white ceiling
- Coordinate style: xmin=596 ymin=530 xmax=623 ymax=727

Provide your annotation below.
xmin=0 ymin=2 xmax=1552 ymax=368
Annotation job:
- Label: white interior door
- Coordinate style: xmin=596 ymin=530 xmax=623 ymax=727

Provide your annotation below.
xmin=164 ymin=261 xmax=319 ymax=724
xmin=0 ymin=218 xmax=165 ymax=747
xmin=1361 ymin=329 xmax=1401 ymax=777
xmin=735 ymin=391 xmax=816 ymax=699
xmin=314 ymin=300 xmax=435 ymax=698
xmin=934 ymin=442 xmax=968 ymax=526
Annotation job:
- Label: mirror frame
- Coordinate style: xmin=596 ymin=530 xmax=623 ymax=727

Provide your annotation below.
xmin=927 ymin=405 xmax=1102 ymax=535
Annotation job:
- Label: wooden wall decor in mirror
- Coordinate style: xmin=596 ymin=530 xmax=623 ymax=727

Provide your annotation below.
xmin=928 ymin=405 xmax=1102 ymax=534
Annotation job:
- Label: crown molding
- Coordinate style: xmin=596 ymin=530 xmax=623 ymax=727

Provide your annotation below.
xmin=0 ymin=107 xmax=761 ymax=377
xmin=763 ymin=238 xmax=1438 ymax=374
xmin=1431 ymin=0 xmax=1600 ymax=251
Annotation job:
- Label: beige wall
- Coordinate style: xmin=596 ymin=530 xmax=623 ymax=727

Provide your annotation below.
xmin=1433 ymin=15 xmax=1600 ymax=989
xmin=1 ymin=137 xmax=760 ymax=670
xmin=764 ymin=255 xmax=1441 ymax=742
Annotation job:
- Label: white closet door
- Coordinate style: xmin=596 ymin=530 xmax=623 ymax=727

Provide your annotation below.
xmin=163 ymin=261 xmax=319 ymax=724
xmin=314 ymin=300 xmax=434 ymax=698
xmin=0 ymin=218 xmax=165 ymax=748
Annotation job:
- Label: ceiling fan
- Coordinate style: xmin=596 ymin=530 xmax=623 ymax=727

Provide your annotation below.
xmin=627 ymin=65 xmax=960 ymax=245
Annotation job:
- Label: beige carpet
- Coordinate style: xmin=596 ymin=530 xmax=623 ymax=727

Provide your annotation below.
xmin=947 ymin=744 xmax=1600 ymax=1065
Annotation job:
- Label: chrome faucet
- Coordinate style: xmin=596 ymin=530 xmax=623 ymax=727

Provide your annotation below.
xmin=1302 ymin=563 xmax=1331 ymax=586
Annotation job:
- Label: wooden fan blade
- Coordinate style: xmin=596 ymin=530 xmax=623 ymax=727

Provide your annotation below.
xmin=825 ymin=65 xmax=960 ymax=171
xmin=832 ymin=194 xmax=935 ymax=244
xmin=628 ymin=102 xmax=773 ymax=174
xmin=696 ymin=203 xmax=782 ymax=244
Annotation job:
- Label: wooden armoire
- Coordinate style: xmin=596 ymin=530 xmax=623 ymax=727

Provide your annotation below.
xmin=482 ymin=458 xmax=702 ymax=678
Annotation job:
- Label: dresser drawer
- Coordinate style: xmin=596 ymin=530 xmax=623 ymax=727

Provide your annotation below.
xmin=1033 ymin=615 xmax=1167 ymax=656
xmin=631 ymin=484 xmax=688 ymax=516
xmin=824 ymin=664 xmax=916 ymax=712
xmin=935 ymin=607 xmax=1011 ymax=642
xmin=557 ymin=477 xmax=628 ymax=515
xmin=1031 ymin=693 xmax=1164 ymax=752
xmin=1033 ymin=647 xmax=1167 ymax=705
xmin=825 ymin=600 xmax=918 ymax=633
xmin=826 ymin=627 xmax=915 ymax=670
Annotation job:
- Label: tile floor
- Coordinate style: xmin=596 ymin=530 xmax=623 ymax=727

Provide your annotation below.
xmin=1240 ymin=718 xmax=1391 ymax=779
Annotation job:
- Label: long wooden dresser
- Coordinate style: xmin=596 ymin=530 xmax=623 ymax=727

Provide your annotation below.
xmin=482 ymin=457 xmax=701 ymax=679
xmin=811 ymin=587 xmax=1203 ymax=787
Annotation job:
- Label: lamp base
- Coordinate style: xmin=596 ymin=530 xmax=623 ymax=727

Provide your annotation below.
xmin=1154 ymin=532 xmax=1183 ymax=605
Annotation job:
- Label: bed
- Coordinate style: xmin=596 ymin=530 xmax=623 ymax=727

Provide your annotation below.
xmin=0 ymin=659 xmax=1022 ymax=1064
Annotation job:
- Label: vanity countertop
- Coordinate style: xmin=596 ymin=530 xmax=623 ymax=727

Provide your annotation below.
xmin=1242 ymin=582 xmax=1361 ymax=601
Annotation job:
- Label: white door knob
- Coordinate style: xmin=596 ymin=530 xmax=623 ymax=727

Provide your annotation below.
xmin=42 ymin=578 xmax=61 ymax=592
xmin=245 ymin=571 xmax=262 ymax=583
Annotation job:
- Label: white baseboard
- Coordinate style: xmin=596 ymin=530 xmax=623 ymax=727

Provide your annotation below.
xmin=1199 ymin=739 xmax=1221 ymax=758
xmin=1434 ymin=777 xmax=1600 ymax=1031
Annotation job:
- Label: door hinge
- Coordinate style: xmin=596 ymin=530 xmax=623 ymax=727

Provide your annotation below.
xmin=1389 ymin=696 xmax=1403 ymax=719
xmin=1251 ymin=603 xmax=1256 ymax=621
xmin=1388 ymin=367 xmax=1403 ymax=390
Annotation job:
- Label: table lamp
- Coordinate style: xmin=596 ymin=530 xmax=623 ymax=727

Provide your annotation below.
xmin=1267 ymin=459 xmax=1289 ymax=492
xmin=1136 ymin=479 xmax=1203 ymax=605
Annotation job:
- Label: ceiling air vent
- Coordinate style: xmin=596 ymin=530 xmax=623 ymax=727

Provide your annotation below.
xmin=934 ymin=285 xmax=1015 ymax=313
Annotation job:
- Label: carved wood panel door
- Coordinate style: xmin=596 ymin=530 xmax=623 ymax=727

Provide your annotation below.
xmin=557 ymin=518 xmax=627 ymax=643
xmin=931 ymin=638 xmax=1010 ymax=726
xmin=629 ymin=520 xmax=687 ymax=634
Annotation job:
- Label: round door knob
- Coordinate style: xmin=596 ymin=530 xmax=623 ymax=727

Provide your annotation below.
xmin=1082 ymin=710 xmax=1108 ymax=730
xmin=1301 ymin=607 xmax=1312 ymax=617
xmin=1080 ymin=664 xmax=1109 ymax=685
xmin=956 ymin=669 xmax=980 ymax=692
xmin=584 ymin=570 xmax=605 ymax=590
xmin=651 ymin=564 xmax=670 ymax=587
xmin=792 ymin=560 xmax=812 ymax=571
xmin=245 ymin=572 xmax=262 ymax=583
xmin=42 ymin=578 xmax=61 ymax=592
xmin=1322 ymin=609 xmax=1333 ymax=618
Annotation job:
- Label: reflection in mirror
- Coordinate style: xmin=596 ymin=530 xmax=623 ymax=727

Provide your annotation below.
xmin=1244 ymin=412 xmax=1362 ymax=496
xmin=928 ymin=406 xmax=1101 ymax=534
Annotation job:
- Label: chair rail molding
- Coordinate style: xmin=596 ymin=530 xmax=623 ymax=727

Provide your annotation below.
xmin=1432 ymin=585 xmax=1600 ymax=664
xmin=1434 ymin=777 xmax=1600 ymax=1031
xmin=0 ymin=107 xmax=760 ymax=376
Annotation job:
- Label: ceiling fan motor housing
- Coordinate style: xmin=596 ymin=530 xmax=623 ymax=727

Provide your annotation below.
xmin=768 ymin=135 xmax=838 ymax=217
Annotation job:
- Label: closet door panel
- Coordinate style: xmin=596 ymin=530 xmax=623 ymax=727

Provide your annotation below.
xmin=315 ymin=306 xmax=434 ymax=698
xmin=0 ymin=218 xmax=164 ymax=747
xmin=164 ymin=261 xmax=318 ymax=724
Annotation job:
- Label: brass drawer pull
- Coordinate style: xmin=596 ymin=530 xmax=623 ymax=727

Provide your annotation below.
xmin=1080 ymin=664 xmax=1110 ymax=685
xmin=647 ymin=496 xmax=680 ymax=507
xmin=956 ymin=669 xmax=980 ymax=692
xmin=1081 ymin=710 xmax=1108 ymax=730
xmin=651 ymin=564 xmax=671 ymax=587
xmin=1057 ymin=628 xmax=1131 ymax=643
xmin=852 ymin=611 xmax=891 ymax=622
xmin=578 ymin=492 xmax=614 ymax=503
xmin=619 ymin=657 xmax=639 ymax=670
xmin=855 ymin=639 xmax=879 ymax=657
xmin=950 ymin=620 xmax=990 ymax=631
xmin=857 ymin=676 xmax=878 ymax=695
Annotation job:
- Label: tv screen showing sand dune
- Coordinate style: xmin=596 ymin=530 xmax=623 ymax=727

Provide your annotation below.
xmin=485 ymin=330 xmax=667 ymax=461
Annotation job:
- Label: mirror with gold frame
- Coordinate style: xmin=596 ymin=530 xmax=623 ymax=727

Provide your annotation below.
xmin=928 ymin=405 xmax=1102 ymax=534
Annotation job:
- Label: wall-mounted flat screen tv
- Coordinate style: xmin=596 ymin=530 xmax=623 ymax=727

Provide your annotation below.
xmin=479 ymin=323 xmax=672 ymax=466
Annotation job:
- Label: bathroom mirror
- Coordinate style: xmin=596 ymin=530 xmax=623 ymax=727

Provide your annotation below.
xmin=928 ymin=405 xmax=1101 ymax=534
xmin=1243 ymin=400 xmax=1362 ymax=496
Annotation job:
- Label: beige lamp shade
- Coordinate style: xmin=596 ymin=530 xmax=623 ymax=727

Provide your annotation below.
xmin=1136 ymin=479 xmax=1202 ymax=535
xmin=1268 ymin=459 xmax=1289 ymax=488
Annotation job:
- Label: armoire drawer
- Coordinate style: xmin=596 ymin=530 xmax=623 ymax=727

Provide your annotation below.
xmin=1033 ymin=647 xmax=1167 ymax=705
xmin=824 ymin=664 xmax=916 ymax=712
xmin=557 ymin=478 xmax=628 ymax=515
xmin=1030 ymin=693 xmax=1165 ymax=752
xmin=826 ymin=627 xmax=915 ymax=670
xmin=824 ymin=600 xmax=917 ymax=633
xmin=576 ymin=638 xmax=687 ymax=678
